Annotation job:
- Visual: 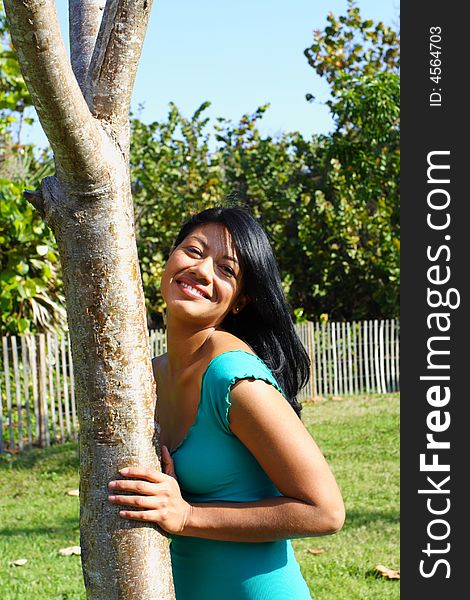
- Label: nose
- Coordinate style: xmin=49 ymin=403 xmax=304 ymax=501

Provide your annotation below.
xmin=190 ymin=255 xmax=214 ymax=283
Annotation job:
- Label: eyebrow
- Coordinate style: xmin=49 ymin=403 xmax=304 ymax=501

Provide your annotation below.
xmin=188 ymin=235 xmax=239 ymax=264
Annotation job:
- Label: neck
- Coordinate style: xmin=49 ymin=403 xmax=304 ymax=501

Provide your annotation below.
xmin=165 ymin=312 xmax=217 ymax=373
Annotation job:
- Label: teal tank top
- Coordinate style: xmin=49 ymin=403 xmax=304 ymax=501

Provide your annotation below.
xmin=170 ymin=350 xmax=312 ymax=600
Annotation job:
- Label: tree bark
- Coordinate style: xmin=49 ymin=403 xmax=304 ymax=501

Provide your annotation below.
xmin=70 ymin=0 xmax=106 ymax=92
xmin=4 ymin=1 xmax=175 ymax=598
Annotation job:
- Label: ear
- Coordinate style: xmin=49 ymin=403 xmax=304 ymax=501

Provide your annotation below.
xmin=232 ymin=294 xmax=251 ymax=315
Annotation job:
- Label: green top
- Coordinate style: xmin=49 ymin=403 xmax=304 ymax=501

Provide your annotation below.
xmin=170 ymin=350 xmax=312 ymax=599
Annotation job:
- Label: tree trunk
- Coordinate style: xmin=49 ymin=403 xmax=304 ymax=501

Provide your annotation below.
xmin=4 ymin=1 xmax=175 ymax=597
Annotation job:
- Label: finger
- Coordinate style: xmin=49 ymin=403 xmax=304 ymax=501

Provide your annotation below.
xmin=108 ymin=494 xmax=163 ymax=509
xmin=118 ymin=509 xmax=162 ymax=522
xmin=108 ymin=479 xmax=169 ymax=495
xmin=118 ymin=466 xmax=167 ymax=482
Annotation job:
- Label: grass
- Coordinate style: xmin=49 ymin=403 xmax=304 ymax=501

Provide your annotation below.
xmin=295 ymin=394 xmax=400 ymax=599
xmin=0 ymin=394 xmax=399 ymax=600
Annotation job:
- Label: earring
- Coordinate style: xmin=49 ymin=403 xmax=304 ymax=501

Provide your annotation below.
xmin=234 ymin=306 xmax=240 ymax=314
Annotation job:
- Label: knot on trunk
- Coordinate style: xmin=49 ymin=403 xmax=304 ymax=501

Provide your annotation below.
xmin=24 ymin=189 xmax=46 ymax=218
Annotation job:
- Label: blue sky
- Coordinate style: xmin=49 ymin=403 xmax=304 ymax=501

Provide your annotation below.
xmin=25 ymin=0 xmax=399 ymax=148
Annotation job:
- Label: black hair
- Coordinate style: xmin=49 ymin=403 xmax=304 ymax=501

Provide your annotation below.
xmin=172 ymin=206 xmax=310 ymax=417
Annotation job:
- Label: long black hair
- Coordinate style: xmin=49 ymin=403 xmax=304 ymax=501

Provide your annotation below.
xmin=172 ymin=206 xmax=310 ymax=417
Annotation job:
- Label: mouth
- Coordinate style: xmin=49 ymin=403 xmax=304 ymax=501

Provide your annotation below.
xmin=175 ymin=279 xmax=211 ymax=300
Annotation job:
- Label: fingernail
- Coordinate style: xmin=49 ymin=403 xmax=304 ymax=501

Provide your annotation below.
xmin=119 ymin=467 xmax=129 ymax=474
xmin=108 ymin=481 xmax=116 ymax=488
xmin=108 ymin=495 xmax=116 ymax=501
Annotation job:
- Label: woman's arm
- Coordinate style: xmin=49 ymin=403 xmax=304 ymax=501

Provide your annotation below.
xmin=108 ymin=379 xmax=344 ymax=542
xmin=182 ymin=379 xmax=344 ymax=542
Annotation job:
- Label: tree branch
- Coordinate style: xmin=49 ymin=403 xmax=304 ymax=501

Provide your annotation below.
xmin=69 ymin=0 xmax=106 ymax=92
xmin=23 ymin=189 xmax=46 ymax=219
xmin=86 ymin=0 xmax=154 ymax=128
xmin=4 ymin=0 xmax=111 ymax=187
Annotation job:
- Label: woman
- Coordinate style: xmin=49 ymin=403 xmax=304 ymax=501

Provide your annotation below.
xmin=108 ymin=207 xmax=345 ymax=599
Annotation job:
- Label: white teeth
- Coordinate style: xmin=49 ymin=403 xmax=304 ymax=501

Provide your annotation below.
xmin=179 ymin=281 xmax=206 ymax=298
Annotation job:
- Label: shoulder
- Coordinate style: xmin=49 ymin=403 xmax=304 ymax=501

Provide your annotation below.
xmin=203 ymin=333 xmax=283 ymax=401
xmin=204 ymin=331 xmax=267 ymax=380
xmin=205 ymin=329 xmax=254 ymax=358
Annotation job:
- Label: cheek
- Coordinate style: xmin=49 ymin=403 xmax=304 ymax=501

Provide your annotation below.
xmin=219 ymin=279 xmax=239 ymax=304
xmin=160 ymin=263 xmax=174 ymax=301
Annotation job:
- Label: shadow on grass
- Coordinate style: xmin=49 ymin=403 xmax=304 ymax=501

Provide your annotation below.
xmin=0 ymin=442 xmax=79 ymax=473
xmin=0 ymin=517 xmax=79 ymax=538
xmin=344 ymin=509 xmax=400 ymax=528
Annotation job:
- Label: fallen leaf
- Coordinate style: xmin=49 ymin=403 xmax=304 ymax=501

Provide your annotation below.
xmin=65 ymin=489 xmax=79 ymax=496
xmin=11 ymin=559 xmax=28 ymax=566
xmin=307 ymin=548 xmax=326 ymax=555
xmin=375 ymin=564 xmax=400 ymax=579
xmin=331 ymin=396 xmax=343 ymax=401
xmin=59 ymin=546 xmax=81 ymax=556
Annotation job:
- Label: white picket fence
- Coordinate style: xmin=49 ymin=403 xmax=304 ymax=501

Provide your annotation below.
xmin=0 ymin=319 xmax=399 ymax=454
xmin=296 ymin=319 xmax=400 ymax=399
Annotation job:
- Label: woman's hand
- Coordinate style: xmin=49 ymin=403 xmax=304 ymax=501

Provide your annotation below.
xmin=108 ymin=446 xmax=192 ymax=535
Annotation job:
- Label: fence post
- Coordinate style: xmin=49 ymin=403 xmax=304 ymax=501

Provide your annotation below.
xmin=60 ymin=335 xmax=71 ymax=439
xmin=352 ymin=322 xmax=358 ymax=395
xmin=2 ymin=337 xmax=14 ymax=451
xmin=363 ymin=321 xmax=370 ymax=393
xmin=347 ymin=322 xmax=353 ymax=396
xmin=378 ymin=321 xmax=386 ymax=393
xmin=68 ymin=334 xmax=77 ymax=439
xmin=315 ymin=322 xmax=322 ymax=398
xmin=20 ymin=336 xmax=32 ymax=448
xmin=337 ymin=323 xmax=344 ymax=396
xmin=11 ymin=336 xmax=23 ymax=451
xmin=38 ymin=334 xmax=50 ymax=448
xmin=47 ymin=333 xmax=57 ymax=442
xmin=307 ymin=322 xmax=316 ymax=400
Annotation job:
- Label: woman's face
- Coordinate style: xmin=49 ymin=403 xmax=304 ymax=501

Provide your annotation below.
xmin=161 ymin=223 xmax=248 ymax=327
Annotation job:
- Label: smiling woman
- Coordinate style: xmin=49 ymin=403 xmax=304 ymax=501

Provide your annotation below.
xmin=108 ymin=206 xmax=345 ymax=599
xmin=160 ymin=222 xmax=249 ymax=330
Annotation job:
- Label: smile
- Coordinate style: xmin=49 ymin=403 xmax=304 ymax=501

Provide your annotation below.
xmin=176 ymin=280 xmax=210 ymax=299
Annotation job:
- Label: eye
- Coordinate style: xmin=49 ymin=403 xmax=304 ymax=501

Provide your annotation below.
xmin=186 ymin=246 xmax=203 ymax=256
xmin=220 ymin=264 xmax=236 ymax=277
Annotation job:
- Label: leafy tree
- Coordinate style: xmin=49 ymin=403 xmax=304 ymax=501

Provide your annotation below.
xmin=211 ymin=106 xmax=311 ymax=312
xmin=0 ymin=154 xmax=64 ymax=334
xmin=299 ymin=0 xmax=400 ymax=318
xmin=1 ymin=2 xmax=64 ymax=334
xmin=2 ymin=0 xmax=400 ymax=332
xmin=304 ymin=0 xmax=399 ymax=99
xmin=1 ymin=1 xmax=32 ymax=157
xmin=130 ymin=102 xmax=226 ymax=326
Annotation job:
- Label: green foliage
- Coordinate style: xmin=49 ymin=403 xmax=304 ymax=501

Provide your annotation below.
xmin=1 ymin=0 xmax=399 ymax=330
xmin=129 ymin=1 xmax=400 ymax=324
xmin=304 ymin=0 xmax=399 ymax=101
xmin=130 ymin=102 xmax=227 ymax=325
xmin=0 ymin=1 xmax=32 ymax=145
xmin=0 ymin=150 xmax=65 ymax=334
xmin=299 ymin=0 xmax=400 ymax=318
xmin=211 ymin=106 xmax=309 ymax=300
xmin=1 ymin=3 xmax=65 ymax=334
xmin=295 ymin=73 xmax=400 ymax=319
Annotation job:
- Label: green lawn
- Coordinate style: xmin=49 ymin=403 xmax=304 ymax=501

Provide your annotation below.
xmin=0 ymin=394 xmax=399 ymax=600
